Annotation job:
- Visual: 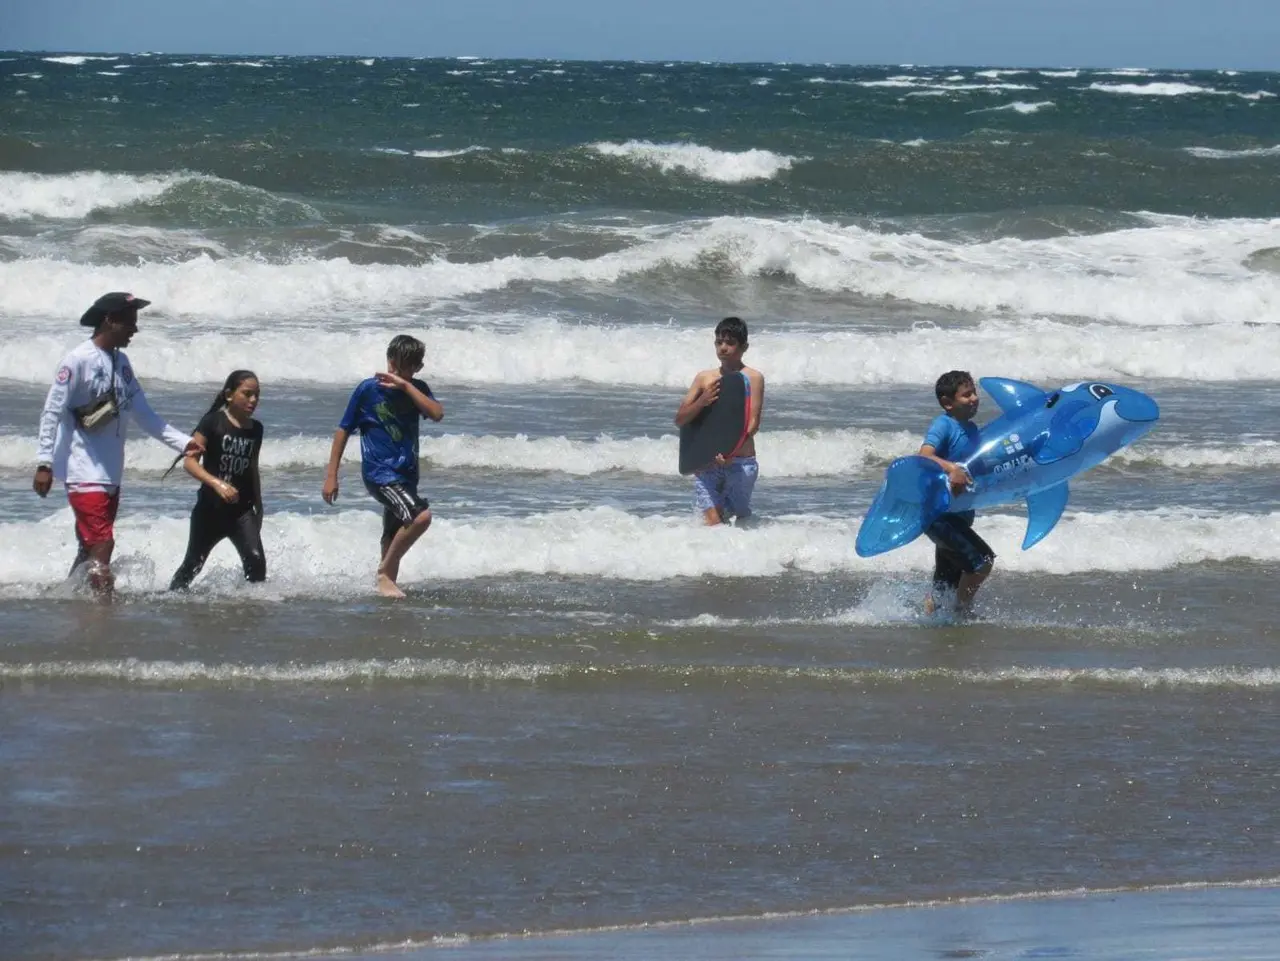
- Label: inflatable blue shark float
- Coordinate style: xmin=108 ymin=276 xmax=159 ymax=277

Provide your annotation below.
xmin=855 ymin=377 xmax=1160 ymax=558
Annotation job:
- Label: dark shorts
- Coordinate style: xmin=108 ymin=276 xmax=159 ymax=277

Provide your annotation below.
xmin=366 ymin=481 xmax=430 ymax=542
xmin=925 ymin=513 xmax=995 ymax=591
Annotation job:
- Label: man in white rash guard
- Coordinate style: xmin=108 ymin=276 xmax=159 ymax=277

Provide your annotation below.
xmin=32 ymin=292 xmax=202 ymax=597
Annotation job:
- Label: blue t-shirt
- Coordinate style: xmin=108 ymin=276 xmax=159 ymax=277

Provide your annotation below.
xmin=338 ymin=377 xmax=435 ymax=486
xmin=924 ymin=412 xmax=981 ymax=521
xmin=924 ymin=412 xmax=981 ymax=462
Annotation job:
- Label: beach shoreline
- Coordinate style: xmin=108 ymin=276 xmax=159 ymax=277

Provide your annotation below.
xmin=315 ymin=881 xmax=1280 ymax=960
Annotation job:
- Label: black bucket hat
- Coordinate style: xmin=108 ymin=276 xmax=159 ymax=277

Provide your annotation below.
xmin=79 ymin=291 xmax=151 ymax=327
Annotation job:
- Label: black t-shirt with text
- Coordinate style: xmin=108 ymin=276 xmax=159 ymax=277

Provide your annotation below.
xmin=194 ymin=409 xmax=263 ymax=512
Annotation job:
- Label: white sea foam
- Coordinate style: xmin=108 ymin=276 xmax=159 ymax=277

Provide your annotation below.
xmin=2 ymin=506 xmax=1277 ymax=593
xmin=0 ymin=427 xmax=921 ymax=476
xmin=0 ymin=171 xmax=202 ymax=220
xmin=1087 ymin=82 xmax=1272 ymax=99
xmin=589 ymin=141 xmax=798 ymax=182
xmin=4 ymin=318 xmax=1279 ymax=387
xmin=408 ymin=428 xmax=913 ymax=477
xmin=968 ymin=101 xmax=1056 ymax=115
xmin=42 ymin=55 xmax=118 ymax=65
xmin=630 ymin=213 xmax=1280 ymax=328
xmin=0 ymin=429 xmax=1266 ymax=476
xmin=47 ymin=224 xmax=231 ymax=261
xmin=916 ymin=83 xmax=1038 ymax=93
xmin=412 ymin=146 xmax=489 ymax=159
xmin=2 ymin=212 xmax=1278 ymax=330
xmin=854 ymin=72 xmax=1038 ymax=94
xmin=1039 ymin=69 xmax=1080 ymax=78
xmin=0 ymin=657 xmax=563 ymax=684
xmin=1089 ymin=82 xmax=1212 ymax=96
xmin=0 ymin=314 xmax=1273 ymax=386
xmin=849 ymin=666 xmax=1280 ymax=690
xmin=7 ymin=658 xmax=1280 ymax=690
xmin=1115 ymin=440 xmax=1280 ymax=469
xmin=1184 ymin=145 xmax=1280 ymax=159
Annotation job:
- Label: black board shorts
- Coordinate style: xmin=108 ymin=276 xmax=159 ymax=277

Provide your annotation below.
xmin=366 ymin=481 xmax=430 ymax=540
xmin=925 ymin=513 xmax=995 ymax=590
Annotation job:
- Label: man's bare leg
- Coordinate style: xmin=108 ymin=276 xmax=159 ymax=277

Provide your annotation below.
xmin=84 ymin=541 xmax=115 ymax=601
xmin=68 ymin=543 xmax=91 ymax=578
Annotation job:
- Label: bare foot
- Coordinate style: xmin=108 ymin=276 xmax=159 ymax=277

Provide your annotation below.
xmin=376 ymin=573 xmax=406 ymax=599
xmin=379 ymin=556 xmax=401 ymax=583
xmin=923 ymin=594 xmax=937 ymax=616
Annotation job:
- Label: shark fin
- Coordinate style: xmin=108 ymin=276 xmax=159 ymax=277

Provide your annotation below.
xmin=855 ymin=456 xmax=952 ymax=558
xmin=980 ymin=377 xmax=1049 ymax=417
xmin=1023 ymin=482 xmax=1069 ymax=550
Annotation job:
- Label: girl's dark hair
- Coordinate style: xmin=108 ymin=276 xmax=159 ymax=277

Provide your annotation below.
xmin=163 ymin=370 xmax=258 ymax=479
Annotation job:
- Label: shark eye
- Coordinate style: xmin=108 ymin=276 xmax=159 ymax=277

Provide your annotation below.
xmin=1089 ymin=384 xmax=1114 ymax=400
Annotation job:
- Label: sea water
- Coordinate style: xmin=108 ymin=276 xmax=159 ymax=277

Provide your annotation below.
xmin=3 ymin=53 xmax=1280 ymax=960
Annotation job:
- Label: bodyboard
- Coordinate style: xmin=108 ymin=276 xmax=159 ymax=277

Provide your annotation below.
xmin=678 ymin=371 xmax=750 ymax=476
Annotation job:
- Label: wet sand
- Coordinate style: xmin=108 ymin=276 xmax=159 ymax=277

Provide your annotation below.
xmin=346 ymin=883 xmax=1280 ymax=961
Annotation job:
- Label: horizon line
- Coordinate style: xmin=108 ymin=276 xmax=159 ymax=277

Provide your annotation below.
xmin=3 ymin=48 xmax=1273 ymax=73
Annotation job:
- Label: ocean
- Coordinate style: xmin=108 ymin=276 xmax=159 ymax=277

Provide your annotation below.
xmin=3 ymin=52 xmax=1280 ymax=961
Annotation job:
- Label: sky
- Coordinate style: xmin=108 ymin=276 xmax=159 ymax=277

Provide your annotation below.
xmin=7 ymin=0 xmax=1280 ymax=69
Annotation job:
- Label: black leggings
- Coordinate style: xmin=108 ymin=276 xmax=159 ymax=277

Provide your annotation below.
xmin=169 ymin=504 xmax=266 ymax=590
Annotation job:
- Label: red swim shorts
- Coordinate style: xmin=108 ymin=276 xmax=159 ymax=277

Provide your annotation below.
xmin=68 ymin=489 xmax=120 ymax=546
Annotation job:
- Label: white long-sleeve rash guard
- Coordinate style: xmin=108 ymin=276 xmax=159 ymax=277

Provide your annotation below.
xmin=35 ymin=339 xmax=192 ymax=490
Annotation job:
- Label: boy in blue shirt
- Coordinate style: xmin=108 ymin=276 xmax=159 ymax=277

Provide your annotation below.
xmin=918 ymin=370 xmax=995 ymax=616
xmin=322 ymin=335 xmax=444 ymax=598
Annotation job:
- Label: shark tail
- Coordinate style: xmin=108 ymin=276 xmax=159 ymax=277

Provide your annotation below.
xmin=855 ymin=456 xmax=953 ymax=558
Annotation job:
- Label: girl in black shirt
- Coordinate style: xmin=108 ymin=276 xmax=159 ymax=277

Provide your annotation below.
xmin=168 ymin=370 xmax=266 ymax=590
